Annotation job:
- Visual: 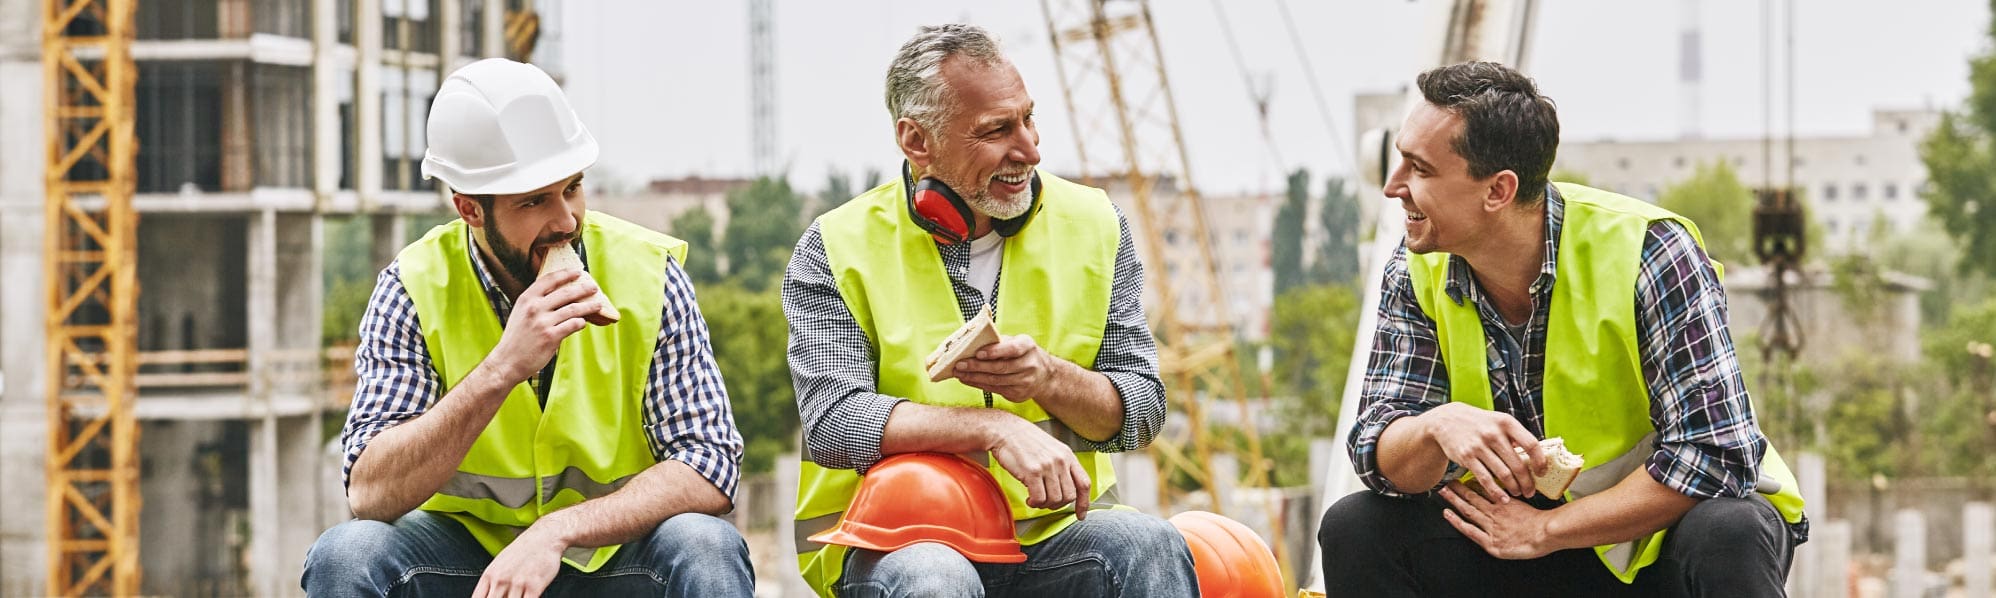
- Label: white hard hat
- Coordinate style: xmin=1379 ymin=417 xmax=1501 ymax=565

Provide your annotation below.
xmin=422 ymin=58 xmax=598 ymax=195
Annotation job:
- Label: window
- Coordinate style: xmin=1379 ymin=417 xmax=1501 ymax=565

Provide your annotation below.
xmin=1822 ymin=184 xmax=1838 ymax=202
xmin=1617 ymin=157 xmax=1631 ymax=170
xmin=1854 ymin=154 xmax=1868 ymax=166
xmin=136 ymin=62 xmax=224 ymax=192
xmin=1674 ymin=156 xmax=1686 ymax=168
xmin=1852 ymin=183 xmax=1868 ymax=201
xmin=1791 ymin=155 xmax=1806 ymax=168
xmin=1884 ymin=183 xmax=1898 ymax=200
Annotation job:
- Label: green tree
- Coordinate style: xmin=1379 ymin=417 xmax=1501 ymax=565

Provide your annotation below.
xmin=696 ymin=282 xmax=799 ymax=474
xmin=669 ymin=206 xmax=722 ymax=285
xmin=1311 ymin=176 xmax=1360 ymax=285
xmin=1262 ymin=283 xmax=1362 ymax=486
xmin=1656 ymin=160 xmax=1756 ymax=266
xmin=721 ymin=176 xmax=806 ymax=291
xmin=1913 ymin=298 xmax=1996 ymax=478
xmin=1921 ymin=5 xmax=1996 ymax=278
xmin=1271 ymin=169 xmax=1309 ymax=295
xmin=324 ymin=216 xmax=379 ymax=345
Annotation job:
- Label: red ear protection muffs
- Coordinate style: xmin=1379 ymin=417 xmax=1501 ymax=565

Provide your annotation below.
xmin=903 ymin=161 xmax=1043 ymax=245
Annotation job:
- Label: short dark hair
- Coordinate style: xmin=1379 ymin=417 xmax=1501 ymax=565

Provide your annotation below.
xmin=1416 ymin=61 xmax=1559 ymax=204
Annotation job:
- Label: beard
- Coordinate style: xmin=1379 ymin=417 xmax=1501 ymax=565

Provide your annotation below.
xmin=934 ymin=167 xmax=1033 ymax=221
xmin=484 ymin=216 xmax=575 ymax=286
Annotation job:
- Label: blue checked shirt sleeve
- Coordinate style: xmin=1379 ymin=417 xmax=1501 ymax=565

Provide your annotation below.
xmin=339 ymin=263 xmax=443 ymax=490
xmin=1084 ymin=208 xmax=1167 ymax=453
xmin=784 ymin=222 xmax=905 ymax=472
xmin=1636 ymin=221 xmax=1765 ymax=499
xmin=645 ymin=256 xmax=746 ymax=503
xmin=1348 ymin=245 xmax=1455 ymax=497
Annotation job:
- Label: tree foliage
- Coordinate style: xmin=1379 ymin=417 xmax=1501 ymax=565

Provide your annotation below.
xmin=1656 ymin=160 xmax=1757 ymax=266
xmin=1920 ymin=5 xmax=1996 ymax=278
xmin=1311 ymin=176 xmax=1361 ymax=285
xmin=696 ymin=281 xmax=800 ymax=475
xmin=1261 ymin=283 xmax=1362 ymax=486
xmin=669 ymin=206 xmax=722 ymax=285
xmin=721 ymin=177 xmax=806 ymax=291
xmin=1272 ymin=169 xmax=1310 ymax=296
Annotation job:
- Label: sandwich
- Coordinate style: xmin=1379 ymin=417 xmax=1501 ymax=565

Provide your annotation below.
xmin=1516 ymin=437 xmax=1585 ymax=497
xmin=925 ymin=306 xmax=1001 ymax=382
xmin=539 ymin=243 xmax=620 ymax=326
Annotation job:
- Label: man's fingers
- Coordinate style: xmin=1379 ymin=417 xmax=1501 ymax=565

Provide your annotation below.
xmin=1023 ymin=471 xmax=1049 ymax=509
xmin=1462 ymin=460 xmax=1504 ymax=502
xmin=522 ymin=268 xmax=582 ymax=299
xmin=1070 ymin=463 xmax=1092 ymax=520
xmin=1442 ymin=509 xmax=1495 ymax=551
xmin=1473 ymin=449 xmax=1518 ymax=501
xmin=977 ymin=335 xmax=1035 ymax=360
xmin=471 ymin=575 xmax=490 ymax=598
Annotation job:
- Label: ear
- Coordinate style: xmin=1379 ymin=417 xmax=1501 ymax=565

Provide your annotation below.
xmin=1483 ymin=170 xmax=1521 ymax=213
xmin=451 ymin=193 xmax=486 ymax=227
xmin=897 ymin=117 xmax=935 ymax=169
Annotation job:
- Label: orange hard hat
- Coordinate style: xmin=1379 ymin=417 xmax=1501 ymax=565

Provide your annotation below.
xmin=1170 ymin=511 xmax=1285 ymax=598
xmin=807 ymin=452 xmax=1027 ymax=563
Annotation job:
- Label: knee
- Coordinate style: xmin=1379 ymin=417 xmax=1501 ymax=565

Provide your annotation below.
xmin=1318 ymin=491 xmax=1403 ymax=549
xmin=871 ymin=543 xmax=981 ymax=595
xmin=1673 ymin=497 xmax=1785 ymax=563
xmin=306 ymin=519 xmax=399 ymax=570
xmin=649 ymin=513 xmax=748 ymax=563
xmin=1096 ymin=511 xmax=1192 ymax=557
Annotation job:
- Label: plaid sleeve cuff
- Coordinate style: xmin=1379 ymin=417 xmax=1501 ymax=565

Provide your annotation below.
xmin=669 ymin=444 xmax=743 ymax=504
xmin=1644 ymin=437 xmax=1761 ymax=499
xmin=1352 ymin=408 xmax=1435 ymax=497
xmin=802 ymin=390 xmax=905 ymax=473
xmin=1089 ymin=370 xmax=1165 ymax=453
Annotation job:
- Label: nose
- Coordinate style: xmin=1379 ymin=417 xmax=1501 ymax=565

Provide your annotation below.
xmin=1383 ymin=163 xmax=1411 ymax=201
xmin=551 ymin=200 xmax=579 ymax=236
xmin=1011 ymin=123 xmax=1041 ymax=166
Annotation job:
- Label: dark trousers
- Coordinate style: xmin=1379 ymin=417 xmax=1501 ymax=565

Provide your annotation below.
xmin=1316 ymin=491 xmax=1795 ymax=598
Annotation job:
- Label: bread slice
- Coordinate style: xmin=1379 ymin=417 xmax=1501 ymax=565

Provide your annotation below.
xmin=539 ymin=244 xmax=620 ymax=326
xmin=924 ymin=306 xmax=1000 ymax=382
xmin=1516 ymin=437 xmax=1585 ymax=497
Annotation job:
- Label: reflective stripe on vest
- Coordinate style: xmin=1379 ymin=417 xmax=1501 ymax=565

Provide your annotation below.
xmin=1406 ymin=183 xmax=1806 ymax=583
xmin=398 ymin=210 xmax=685 ymax=573
xmin=795 ymin=170 xmax=1123 ymax=597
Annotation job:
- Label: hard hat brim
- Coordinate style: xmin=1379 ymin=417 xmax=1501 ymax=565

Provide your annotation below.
xmin=423 ymin=134 xmax=599 ymax=196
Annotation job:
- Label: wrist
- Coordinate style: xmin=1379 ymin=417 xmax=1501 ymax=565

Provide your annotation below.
xmin=527 ymin=511 xmax=576 ymax=550
xmin=977 ymin=409 xmax=1026 ymax=452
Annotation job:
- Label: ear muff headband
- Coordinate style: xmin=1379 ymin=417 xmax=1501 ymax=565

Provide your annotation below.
xmin=902 ymin=161 xmax=1045 ymax=245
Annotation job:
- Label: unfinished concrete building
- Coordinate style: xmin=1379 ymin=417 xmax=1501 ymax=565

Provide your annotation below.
xmin=0 ymin=0 xmax=564 ymax=595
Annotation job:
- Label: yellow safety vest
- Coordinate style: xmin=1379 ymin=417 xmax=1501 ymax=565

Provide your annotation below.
xmin=397 ymin=211 xmax=685 ymax=572
xmin=1406 ymin=183 xmax=1806 ymax=583
xmin=795 ymin=171 xmax=1131 ymax=596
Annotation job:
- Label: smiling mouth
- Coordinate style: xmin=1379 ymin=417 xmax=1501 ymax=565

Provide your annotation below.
xmin=1406 ymin=206 xmax=1428 ymax=222
xmin=993 ymin=171 xmax=1030 ymax=186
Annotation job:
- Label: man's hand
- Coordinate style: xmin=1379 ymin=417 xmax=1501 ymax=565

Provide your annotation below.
xmin=1420 ymin=402 xmax=1545 ymax=501
xmin=956 ymin=334 xmax=1066 ymax=402
xmin=487 ymin=269 xmax=599 ymax=385
xmin=472 ymin=525 xmax=566 ymax=598
xmin=1439 ymin=480 xmax=1556 ymax=560
xmin=987 ymin=416 xmax=1091 ymax=518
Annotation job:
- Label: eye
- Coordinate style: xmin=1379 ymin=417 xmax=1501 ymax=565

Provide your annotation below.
xmin=522 ymin=198 xmax=544 ymax=208
xmin=565 ymin=182 xmax=582 ymax=195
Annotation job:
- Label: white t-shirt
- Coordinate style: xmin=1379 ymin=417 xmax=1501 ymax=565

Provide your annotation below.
xmin=968 ymin=232 xmax=1005 ymax=302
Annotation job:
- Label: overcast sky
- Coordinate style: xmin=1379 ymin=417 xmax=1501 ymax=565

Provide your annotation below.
xmin=558 ymin=0 xmax=1988 ymax=197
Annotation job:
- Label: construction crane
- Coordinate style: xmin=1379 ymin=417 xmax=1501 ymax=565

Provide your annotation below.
xmin=1038 ymin=0 xmax=1287 ymax=581
xmin=42 ymin=0 xmax=142 ymax=595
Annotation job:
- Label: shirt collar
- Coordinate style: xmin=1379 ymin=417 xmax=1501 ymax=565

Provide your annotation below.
xmin=1443 ymin=184 xmax=1564 ymax=305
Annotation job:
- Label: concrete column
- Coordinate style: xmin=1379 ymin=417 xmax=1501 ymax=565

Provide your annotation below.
xmin=1893 ymin=509 xmax=1926 ymax=598
xmin=248 ymin=211 xmax=278 ymax=397
xmin=770 ymin=456 xmax=808 ymax=597
xmin=1820 ymin=520 xmax=1851 ymax=598
xmin=480 ymin=0 xmax=503 ymax=58
xmin=275 ymin=214 xmax=324 ymax=397
xmin=355 ymin=0 xmax=383 ymax=209
xmin=371 ymin=213 xmax=407 ymax=270
xmin=1211 ymin=453 xmax=1239 ymax=515
xmin=437 ymin=0 xmax=462 ymax=72
xmin=0 ymin=0 xmax=48 ymax=590
xmin=1967 ymin=502 xmax=1993 ymax=598
xmin=312 ymin=0 xmax=340 ymax=208
xmin=1794 ymin=452 xmax=1827 ymax=597
xmin=278 ymin=413 xmax=323 ymax=598
xmin=248 ymin=415 xmax=281 ymax=598
xmin=1115 ymin=452 xmax=1160 ymax=516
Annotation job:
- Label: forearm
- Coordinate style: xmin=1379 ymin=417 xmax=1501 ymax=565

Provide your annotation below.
xmin=878 ymin=401 xmax=1018 ymax=456
xmin=348 ymin=360 xmax=516 ymax=521
xmin=528 ymin=459 xmax=731 ymax=550
xmin=1542 ymin=468 xmax=1698 ymax=551
xmin=1376 ymin=414 xmax=1450 ymax=494
xmin=1031 ymin=361 xmax=1124 ymax=442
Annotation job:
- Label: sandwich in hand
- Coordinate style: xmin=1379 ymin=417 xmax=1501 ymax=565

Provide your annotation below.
xmin=539 ymin=243 xmax=620 ymax=326
xmin=925 ymin=306 xmax=1000 ymax=382
xmin=1515 ymin=437 xmax=1585 ymax=497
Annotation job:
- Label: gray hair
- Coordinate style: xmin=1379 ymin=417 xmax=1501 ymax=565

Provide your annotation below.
xmin=885 ymin=24 xmax=1005 ymax=134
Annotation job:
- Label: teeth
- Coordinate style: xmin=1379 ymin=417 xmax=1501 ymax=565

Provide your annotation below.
xmin=995 ymin=173 xmax=1029 ymax=184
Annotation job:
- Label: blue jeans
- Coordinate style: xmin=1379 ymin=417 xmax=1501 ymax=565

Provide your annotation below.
xmin=301 ymin=510 xmax=754 ymax=597
xmin=835 ymin=509 xmax=1198 ymax=598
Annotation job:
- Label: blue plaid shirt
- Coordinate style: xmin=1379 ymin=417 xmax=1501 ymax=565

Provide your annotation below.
xmin=338 ymin=232 xmax=744 ymax=502
xmin=1349 ymin=187 xmax=1773 ymax=508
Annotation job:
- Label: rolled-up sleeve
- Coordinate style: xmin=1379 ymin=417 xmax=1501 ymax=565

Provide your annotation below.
xmin=340 ymin=263 xmax=443 ymax=490
xmin=1635 ymin=221 xmax=1764 ymax=499
xmin=783 ymin=222 xmax=906 ymax=472
xmin=1086 ymin=208 xmax=1167 ymax=453
xmin=645 ymin=256 xmax=746 ymax=503
xmin=1348 ymin=245 xmax=1454 ymax=497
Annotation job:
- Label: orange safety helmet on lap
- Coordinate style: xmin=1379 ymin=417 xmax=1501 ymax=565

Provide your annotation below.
xmin=1170 ymin=511 xmax=1284 ymax=598
xmin=807 ymin=452 xmax=1028 ymax=564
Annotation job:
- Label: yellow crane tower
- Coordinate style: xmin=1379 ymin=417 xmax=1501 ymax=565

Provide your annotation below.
xmin=1038 ymin=0 xmax=1286 ymax=578
xmin=42 ymin=0 xmax=142 ymax=595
